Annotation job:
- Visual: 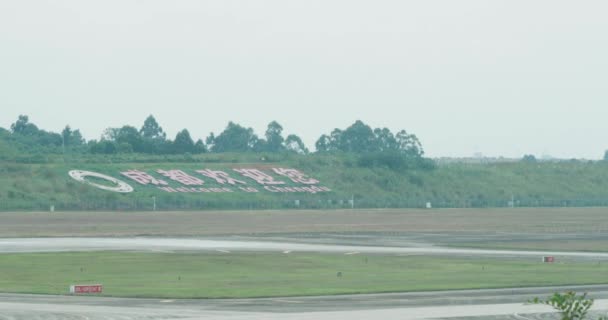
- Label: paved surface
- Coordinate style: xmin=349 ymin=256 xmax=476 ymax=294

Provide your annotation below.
xmin=2 ymin=286 xmax=608 ymax=319
xmin=2 ymin=235 xmax=608 ymax=319
xmin=1 ymin=237 xmax=608 ymax=261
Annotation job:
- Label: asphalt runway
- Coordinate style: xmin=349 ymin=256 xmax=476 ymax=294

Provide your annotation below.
xmin=1 ymin=237 xmax=608 ymax=260
xmin=2 ymin=236 xmax=608 ymax=319
xmin=2 ymin=286 xmax=608 ymax=319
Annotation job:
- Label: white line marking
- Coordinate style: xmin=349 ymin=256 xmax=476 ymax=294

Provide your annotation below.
xmin=215 ymin=249 xmax=231 ymax=253
xmin=345 ymin=251 xmax=360 ymax=255
xmin=272 ymin=299 xmax=301 ymax=303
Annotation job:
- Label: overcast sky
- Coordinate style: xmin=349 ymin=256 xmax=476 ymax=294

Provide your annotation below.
xmin=1 ymin=1 xmax=607 ymax=158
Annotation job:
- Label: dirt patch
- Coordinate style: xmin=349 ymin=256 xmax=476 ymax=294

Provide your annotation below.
xmin=0 ymin=207 xmax=607 ymax=238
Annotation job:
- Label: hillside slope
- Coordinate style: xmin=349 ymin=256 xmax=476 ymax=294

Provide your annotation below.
xmin=1 ymin=154 xmax=608 ymax=211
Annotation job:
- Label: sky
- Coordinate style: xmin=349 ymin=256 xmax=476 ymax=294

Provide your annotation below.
xmin=1 ymin=1 xmax=607 ymax=159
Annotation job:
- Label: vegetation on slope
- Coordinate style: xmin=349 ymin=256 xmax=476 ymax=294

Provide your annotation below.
xmin=1 ymin=152 xmax=608 ymax=211
xmin=2 ymin=114 xmax=608 ymax=211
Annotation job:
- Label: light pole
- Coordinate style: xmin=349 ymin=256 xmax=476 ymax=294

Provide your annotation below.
xmin=152 ymin=196 xmax=156 ymax=211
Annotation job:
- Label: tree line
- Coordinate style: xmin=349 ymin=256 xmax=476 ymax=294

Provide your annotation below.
xmin=1 ymin=115 xmax=424 ymax=159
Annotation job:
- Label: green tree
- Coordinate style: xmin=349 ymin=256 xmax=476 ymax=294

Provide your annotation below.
xmin=316 ymin=121 xmax=384 ymax=153
xmin=374 ymin=128 xmax=398 ymax=152
xmin=208 ymin=122 xmax=259 ymax=152
xmin=140 ymin=115 xmax=166 ymax=140
xmin=264 ymin=121 xmax=285 ymax=152
xmin=522 ymin=154 xmax=537 ymax=162
xmin=11 ymin=115 xmax=62 ymax=148
xmin=340 ymin=120 xmax=379 ymax=153
xmin=173 ymin=129 xmax=195 ymax=153
xmin=285 ymin=134 xmax=308 ymax=154
xmin=530 ymin=292 xmax=607 ymax=320
xmin=315 ymin=134 xmax=332 ymax=152
xmin=10 ymin=115 xmax=39 ymax=136
xmin=194 ymin=139 xmax=207 ymax=154
xmin=139 ymin=115 xmax=167 ymax=154
xmin=395 ymin=130 xmax=423 ymax=156
xmin=89 ymin=140 xmax=118 ymax=154
xmin=105 ymin=126 xmax=144 ymax=153
xmin=61 ymin=126 xmax=85 ymax=147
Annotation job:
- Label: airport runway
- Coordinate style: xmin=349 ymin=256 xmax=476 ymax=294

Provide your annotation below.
xmin=1 ymin=237 xmax=608 ymax=260
xmin=2 ymin=237 xmax=608 ymax=319
xmin=2 ymin=285 xmax=608 ymax=319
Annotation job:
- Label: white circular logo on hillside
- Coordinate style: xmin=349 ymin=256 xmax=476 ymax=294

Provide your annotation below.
xmin=68 ymin=170 xmax=134 ymax=193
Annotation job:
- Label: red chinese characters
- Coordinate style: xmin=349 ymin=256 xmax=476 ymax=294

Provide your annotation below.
xmin=272 ymin=168 xmax=319 ymax=184
xmin=118 ymin=168 xmax=328 ymax=194
xmin=120 ymin=170 xmax=168 ymax=186
xmin=196 ymin=169 xmax=246 ymax=185
xmin=70 ymin=284 xmax=103 ymax=294
xmin=233 ymin=168 xmax=285 ymax=185
xmin=157 ymin=170 xmax=205 ymax=186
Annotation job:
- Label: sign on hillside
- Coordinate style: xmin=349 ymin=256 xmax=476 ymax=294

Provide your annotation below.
xmin=68 ymin=167 xmax=331 ymax=194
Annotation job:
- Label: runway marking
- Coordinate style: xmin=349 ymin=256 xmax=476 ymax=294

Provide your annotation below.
xmin=345 ymin=251 xmax=360 ymax=255
xmin=283 ymin=250 xmax=291 ymax=254
xmin=4 ymin=238 xmax=608 ymax=259
xmin=272 ymin=299 xmax=302 ymax=303
xmin=160 ymin=300 xmax=174 ymax=303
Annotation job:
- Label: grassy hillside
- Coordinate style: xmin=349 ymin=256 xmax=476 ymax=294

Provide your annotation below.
xmin=2 ymin=153 xmax=608 ymax=211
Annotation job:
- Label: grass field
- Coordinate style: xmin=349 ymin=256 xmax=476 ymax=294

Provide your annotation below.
xmin=0 ymin=251 xmax=607 ymax=298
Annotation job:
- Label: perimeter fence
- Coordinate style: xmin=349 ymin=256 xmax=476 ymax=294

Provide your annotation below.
xmin=3 ymin=197 xmax=608 ymax=211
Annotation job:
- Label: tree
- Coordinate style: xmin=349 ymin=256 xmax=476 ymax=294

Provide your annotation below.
xmin=315 ymin=134 xmax=332 ymax=152
xmin=62 ymin=126 xmax=85 ymax=147
xmin=395 ymin=130 xmax=423 ymax=156
xmin=140 ymin=115 xmax=166 ymax=140
xmin=10 ymin=115 xmax=39 ymax=135
xmin=194 ymin=139 xmax=207 ymax=154
xmin=264 ymin=121 xmax=285 ymax=152
xmin=208 ymin=122 xmax=259 ymax=152
xmin=172 ymin=129 xmax=195 ymax=154
xmin=315 ymin=121 xmax=384 ymax=153
xmin=89 ymin=140 xmax=118 ymax=154
xmin=10 ymin=115 xmax=62 ymax=147
xmin=530 ymin=292 xmax=607 ymax=320
xmin=205 ymin=133 xmax=216 ymax=147
xmin=340 ymin=120 xmax=379 ymax=153
xmin=104 ymin=126 xmax=144 ymax=153
xmin=285 ymin=134 xmax=309 ymax=154
xmin=36 ymin=130 xmax=62 ymax=147
xmin=139 ymin=115 xmax=168 ymax=154
xmin=522 ymin=154 xmax=537 ymax=162
xmin=374 ymin=128 xmax=398 ymax=152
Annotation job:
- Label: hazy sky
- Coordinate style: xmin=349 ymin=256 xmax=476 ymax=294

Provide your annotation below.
xmin=1 ymin=1 xmax=607 ymax=158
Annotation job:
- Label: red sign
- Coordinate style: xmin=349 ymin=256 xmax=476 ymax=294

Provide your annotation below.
xmin=70 ymin=284 xmax=103 ymax=294
xmin=543 ymin=256 xmax=555 ymax=263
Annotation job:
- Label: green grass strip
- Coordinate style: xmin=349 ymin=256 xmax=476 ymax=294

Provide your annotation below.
xmin=0 ymin=251 xmax=607 ymax=298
